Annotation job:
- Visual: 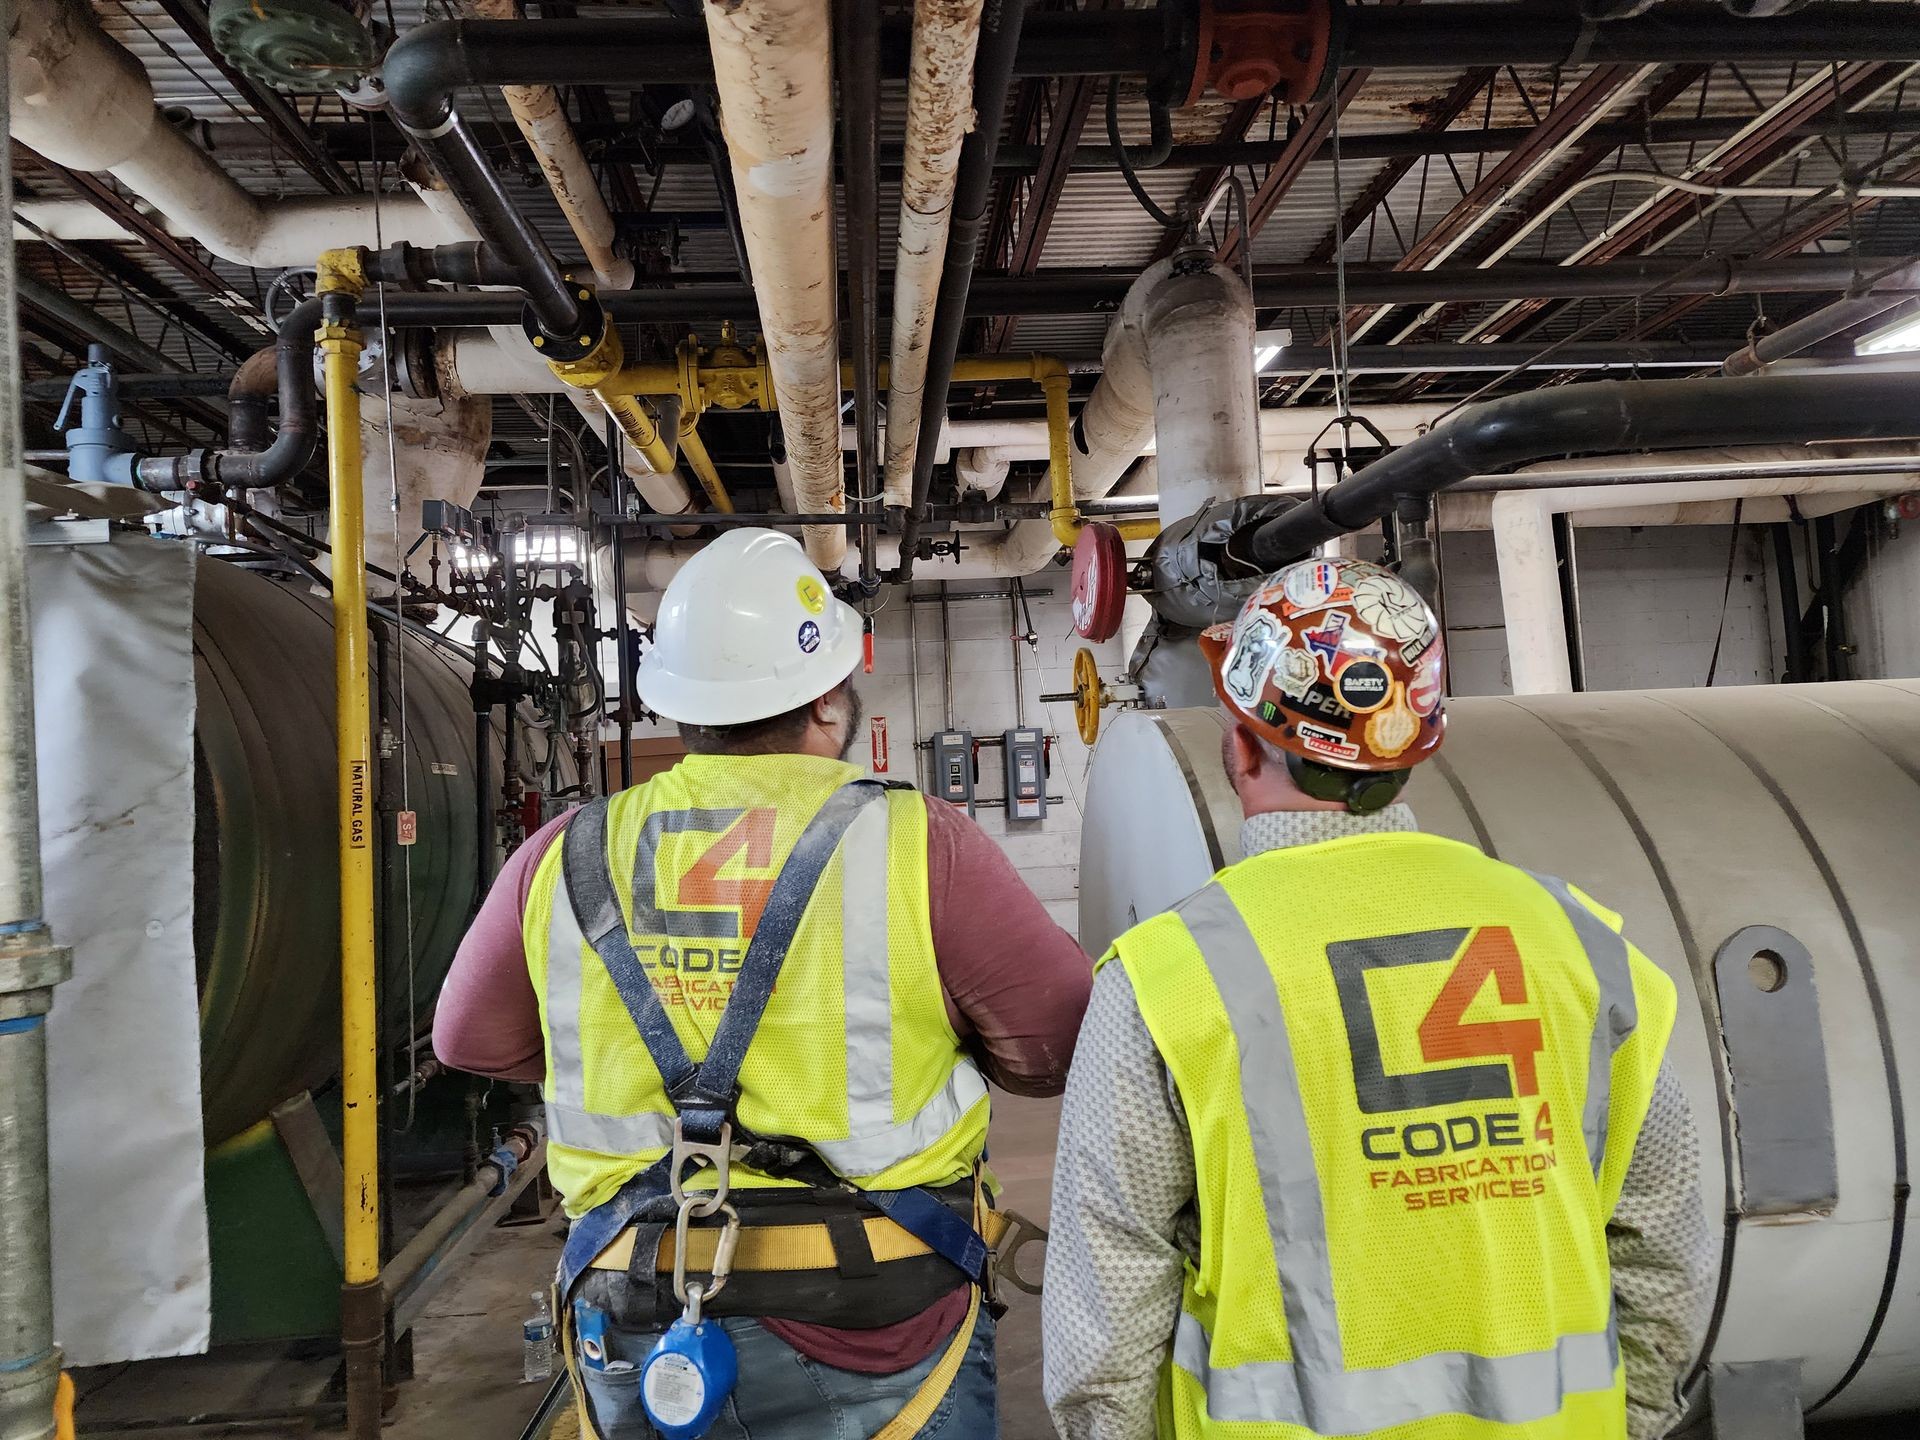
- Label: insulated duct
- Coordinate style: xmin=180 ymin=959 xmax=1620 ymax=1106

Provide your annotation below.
xmin=6 ymin=0 xmax=465 ymax=267
xmin=700 ymin=0 xmax=845 ymax=570
xmin=883 ymin=0 xmax=985 ymax=508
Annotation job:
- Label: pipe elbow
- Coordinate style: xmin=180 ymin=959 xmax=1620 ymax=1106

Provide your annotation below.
xmin=381 ymin=20 xmax=467 ymax=131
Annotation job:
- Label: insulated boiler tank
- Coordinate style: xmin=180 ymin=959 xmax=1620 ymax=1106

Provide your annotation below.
xmin=1080 ymin=683 xmax=1920 ymax=1422
xmin=192 ymin=556 xmax=484 ymax=1143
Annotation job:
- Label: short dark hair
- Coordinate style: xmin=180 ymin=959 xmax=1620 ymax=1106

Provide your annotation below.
xmin=676 ymin=679 xmax=845 ymax=756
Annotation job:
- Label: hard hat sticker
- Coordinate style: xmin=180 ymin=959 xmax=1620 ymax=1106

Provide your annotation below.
xmin=1274 ymin=646 xmax=1319 ymax=700
xmin=1334 ymin=657 xmax=1393 ymax=714
xmin=1367 ymin=683 xmax=1420 ymax=759
xmin=797 ymin=620 xmax=822 ymax=654
xmin=1297 ymin=720 xmax=1361 ymax=763
xmin=1223 ymin=613 xmax=1282 ymax=705
xmin=1283 ymin=561 xmax=1348 ymax=613
xmin=1409 ymin=650 xmax=1445 ymax=718
xmin=796 ymin=575 xmax=827 ymax=614
xmin=1302 ymin=611 xmax=1350 ymax=678
xmin=1351 ymin=570 xmax=1430 ymax=644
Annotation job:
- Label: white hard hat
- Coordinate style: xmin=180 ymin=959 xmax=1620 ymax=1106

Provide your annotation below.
xmin=635 ymin=528 xmax=864 ymax=725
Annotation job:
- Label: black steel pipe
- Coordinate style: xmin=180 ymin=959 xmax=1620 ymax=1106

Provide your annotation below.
xmin=21 ymin=373 xmax=233 ymax=402
xmin=1724 ymin=260 xmax=1920 ymax=376
xmin=1244 ymin=372 xmax=1920 ymax=568
xmin=837 ymin=0 xmax=882 ymax=590
xmin=895 ymin=0 xmax=1026 ymax=585
xmin=1339 ymin=0 xmax=1920 ymax=68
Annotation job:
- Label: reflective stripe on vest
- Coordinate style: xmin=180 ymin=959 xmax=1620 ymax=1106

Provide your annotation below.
xmin=540 ymin=790 xmax=986 ymax=1174
xmin=1527 ymin=870 xmax=1638 ymax=1178
xmin=1170 ymin=881 xmax=1627 ymax=1433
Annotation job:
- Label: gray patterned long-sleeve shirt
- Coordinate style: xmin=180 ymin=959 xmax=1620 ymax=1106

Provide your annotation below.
xmin=1043 ymin=806 xmax=1713 ymax=1440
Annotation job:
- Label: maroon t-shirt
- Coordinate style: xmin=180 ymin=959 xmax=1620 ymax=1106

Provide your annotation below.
xmin=433 ymin=788 xmax=1093 ymax=1372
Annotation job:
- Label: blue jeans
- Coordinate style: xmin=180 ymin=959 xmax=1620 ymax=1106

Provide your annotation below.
xmin=578 ymin=1307 xmax=997 ymax=1440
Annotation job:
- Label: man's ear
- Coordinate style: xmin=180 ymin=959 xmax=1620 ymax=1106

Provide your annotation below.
xmin=810 ymin=684 xmax=845 ymax=729
xmin=1224 ymin=722 xmax=1264 ymax=787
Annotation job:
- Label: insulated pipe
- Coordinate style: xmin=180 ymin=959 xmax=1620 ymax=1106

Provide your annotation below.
xmin=883 ymin=0 xmax=986 ymax=508
xmin=460 ymin=0 xmax=633 ymax=290
xmin=894 ymin=0 xmax=1027 ymax=582
xmin=1492 ymin=469 xmax=1920 ymax=695
xmin=0 ymin=46 xmax=70 ymax=1440
xmin=1243 ymin=372 xmax=1920 ymax=568
xmin=359 ymin=389 xmax=492 ymax=588
xmin=700 ymin=0 xmax=845 ymax=569
xmin=6 ymin=0 xmax=462 ymax=267
xmin=1137 ymin=252 xmax=1260 ymax=527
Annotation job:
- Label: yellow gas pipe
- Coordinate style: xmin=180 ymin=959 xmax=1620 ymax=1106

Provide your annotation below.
xmin=599 ymin=340 xmax=1156 ymax=543
xmin=315 ymin=248 xmax=383 ymax=1440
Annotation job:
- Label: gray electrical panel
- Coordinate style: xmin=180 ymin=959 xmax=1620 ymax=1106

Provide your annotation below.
xmin=1004 ymin=727 xmax=1046 ymax=822
xmin=932 ymin=730 xmax=975 ymax=816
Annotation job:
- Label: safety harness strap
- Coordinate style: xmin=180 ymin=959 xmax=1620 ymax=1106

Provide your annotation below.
xmin=559 ymin=779 xmax=1001 ymax=1297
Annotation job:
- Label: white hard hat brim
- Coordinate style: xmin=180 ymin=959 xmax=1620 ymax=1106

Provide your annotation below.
xmin=634 ymin=595 xmax=866 ymax=726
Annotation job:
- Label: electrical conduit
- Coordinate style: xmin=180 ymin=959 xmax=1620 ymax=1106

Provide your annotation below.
xmin=883 ymin=0 xmax=986 ymax=508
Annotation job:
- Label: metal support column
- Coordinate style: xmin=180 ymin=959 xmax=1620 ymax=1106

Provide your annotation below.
xmin=0 ymin=46 xmax=74 ymax=1440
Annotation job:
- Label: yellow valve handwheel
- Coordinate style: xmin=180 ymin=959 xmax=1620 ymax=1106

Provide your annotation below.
xmin=1070 ymin=647 xmax=1106 ymax=746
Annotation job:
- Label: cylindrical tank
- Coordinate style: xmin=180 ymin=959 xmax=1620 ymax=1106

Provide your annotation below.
xmin=1080 ymin=683 xmax=1920 ymax=1423
xmin=192 ymin=558 xmax=483 ymax=1143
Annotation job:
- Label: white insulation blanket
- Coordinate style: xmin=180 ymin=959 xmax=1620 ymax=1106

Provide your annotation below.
xmin=32 ymin=534 xmax=209 ymax=1362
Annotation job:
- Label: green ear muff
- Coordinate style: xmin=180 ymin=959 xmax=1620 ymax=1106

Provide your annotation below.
xmin=1285 ymin=752 xmax=1411 ymax=815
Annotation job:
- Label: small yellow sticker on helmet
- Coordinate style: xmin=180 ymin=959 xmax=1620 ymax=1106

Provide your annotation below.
xmin=796 ymin=576 xmax=827 ymax=614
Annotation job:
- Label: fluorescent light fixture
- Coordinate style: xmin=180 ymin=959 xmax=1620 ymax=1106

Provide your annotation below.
xmin=1857 ymin=311 xmax=1920 ymax=356
xmin=508 ymin=524 xmax=585 ymax=569
xmin=1253 ymin=327 xmax=1294 ymax=373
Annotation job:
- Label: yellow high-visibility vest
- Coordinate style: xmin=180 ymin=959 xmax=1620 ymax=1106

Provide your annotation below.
xmin=1111 ymin=830 xmax=1678 ymax=1439
xmin=522 ymin=753 xmax=989 ymax=1217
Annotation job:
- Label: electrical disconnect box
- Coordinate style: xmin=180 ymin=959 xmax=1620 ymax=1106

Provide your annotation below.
xmin=932 ymin=730 xmax=975 ymax=816
xmin=1003 ymin=727 xmax=1046 ymax=822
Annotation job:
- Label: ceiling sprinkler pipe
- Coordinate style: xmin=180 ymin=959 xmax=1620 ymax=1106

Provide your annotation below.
xmin=1243 ymin=371 xmax=1920 ymax=569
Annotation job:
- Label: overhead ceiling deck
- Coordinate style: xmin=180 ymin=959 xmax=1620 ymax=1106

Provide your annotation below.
xmin=16 ymin=1 xmax=1920 ymax=502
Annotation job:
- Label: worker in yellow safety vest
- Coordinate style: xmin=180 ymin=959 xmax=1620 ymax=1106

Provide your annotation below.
xmin=436 ymin=528 xmax=1093 ymax=1440
xmin=1042 ymin=557 xmax=1715 ymax=1440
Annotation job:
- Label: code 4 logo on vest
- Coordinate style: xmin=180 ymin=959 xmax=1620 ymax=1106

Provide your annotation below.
xmin=631 ymin=807 xmax=781 ymax=941
xmin=1329 ymin=926 xmax=1545 ymax=1113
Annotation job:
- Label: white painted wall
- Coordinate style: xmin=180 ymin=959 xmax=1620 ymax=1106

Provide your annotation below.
xmin=859 ymin=577 xmax=1127 ymax=934
xmin=1845 ymin=508 xmax=1920 ymax=678
xmin=1436 ymin=525 xmax=1778 ymax=695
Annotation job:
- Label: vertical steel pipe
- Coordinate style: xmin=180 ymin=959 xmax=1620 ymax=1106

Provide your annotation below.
xmin=315 ymin=253 xmax=384 ymax=1440
xmin=837 ymin=0 xmax=883 ymax=586
xmin=893 ymin=0 xmax=1028 ymax=583
xmin=883 ymin=0 xmax=985 ymax=507
xmin=0 ymin=45 xmax=73 ymax=1440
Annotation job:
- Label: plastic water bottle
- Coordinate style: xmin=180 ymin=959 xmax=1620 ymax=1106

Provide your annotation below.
xmin=522 ymin=1291 xmax=555 ymax=1383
